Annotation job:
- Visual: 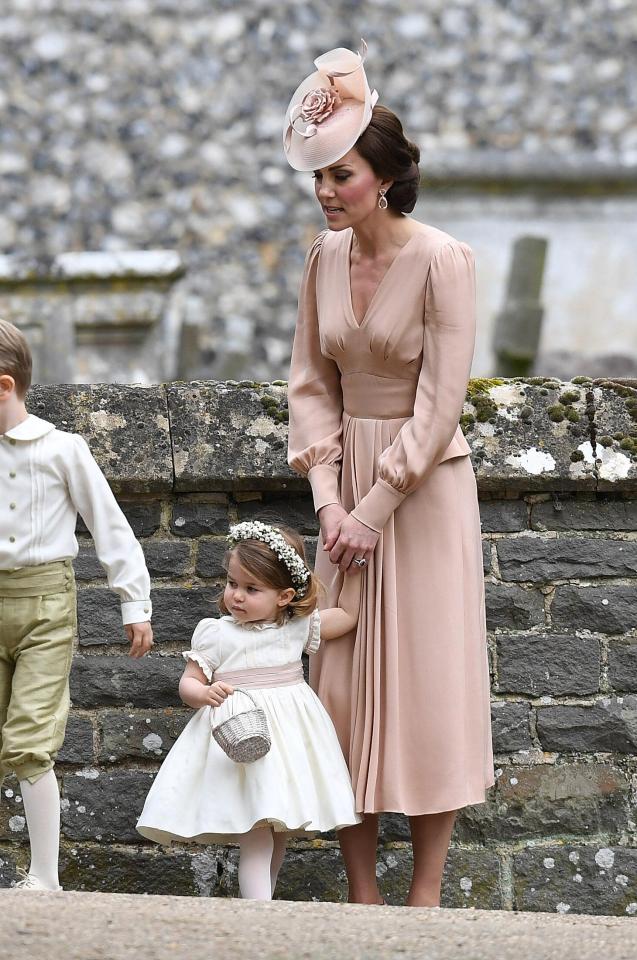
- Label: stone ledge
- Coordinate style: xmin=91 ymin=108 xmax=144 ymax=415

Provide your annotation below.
xmin=0 ymin=250 xmax=185 ymax=283
xmin=27 ymin=377 xmax=637 ymax=493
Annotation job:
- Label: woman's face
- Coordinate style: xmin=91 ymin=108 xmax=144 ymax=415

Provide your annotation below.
xmin=313 ymin=148 xmax=385 ymax=230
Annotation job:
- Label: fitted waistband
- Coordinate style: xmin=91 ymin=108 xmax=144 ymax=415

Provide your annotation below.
xmin=213 ymin=661 xmax=304 ymax=689
xmin=0 ymin=559 xmax=74 ymax=598
xmin=341 ymin=372 xmax=417 ymax=419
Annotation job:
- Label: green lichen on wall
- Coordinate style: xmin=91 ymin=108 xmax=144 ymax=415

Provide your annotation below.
xmin=465 ymin=378 xmax=505 ymax=424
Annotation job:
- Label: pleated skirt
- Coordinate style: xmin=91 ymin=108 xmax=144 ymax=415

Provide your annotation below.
xmin=310 ymin=412 xmax=495 ymax=816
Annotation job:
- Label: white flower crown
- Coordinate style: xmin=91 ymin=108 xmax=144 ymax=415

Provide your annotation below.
xmin=227 ymin=521 xmax=311 ymax=597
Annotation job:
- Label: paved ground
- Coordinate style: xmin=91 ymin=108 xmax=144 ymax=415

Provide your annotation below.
xmin=1 ymin=892 xmax=637 ymax=960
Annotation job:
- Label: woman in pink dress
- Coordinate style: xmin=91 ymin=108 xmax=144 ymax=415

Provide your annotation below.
xmin=284 ymin=44 xmax=494 ymax=907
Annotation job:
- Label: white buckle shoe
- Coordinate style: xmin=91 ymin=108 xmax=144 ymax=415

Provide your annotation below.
xmin=13 ymin=868 xmax=62 ymax=892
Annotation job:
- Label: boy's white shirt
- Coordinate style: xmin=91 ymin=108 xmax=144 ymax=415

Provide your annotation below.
xmin=0 ymin=413 xmax=151 ymax=625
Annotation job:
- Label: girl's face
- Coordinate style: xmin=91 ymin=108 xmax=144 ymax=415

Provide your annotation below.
xmin=224 ymin=552 xmax=295 ymax=625
xmin=313 ymin=147 xmax=388 ymax=230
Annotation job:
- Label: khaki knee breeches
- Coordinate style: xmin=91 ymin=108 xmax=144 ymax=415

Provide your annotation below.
xmin=0 ymin=560 xmax=76 ymax=784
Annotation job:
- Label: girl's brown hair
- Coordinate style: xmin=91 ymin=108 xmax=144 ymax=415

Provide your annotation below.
xmin=355 ymin=104 xmax=421 ymax=214
xmin=218 ymin=525 xmax=320 ymax=625
xmin=0 ymin=319 xmax=32 ymax=398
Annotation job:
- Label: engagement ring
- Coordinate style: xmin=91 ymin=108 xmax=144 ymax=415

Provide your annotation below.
xmin=353 ymin=557 xmax=367 ymax=567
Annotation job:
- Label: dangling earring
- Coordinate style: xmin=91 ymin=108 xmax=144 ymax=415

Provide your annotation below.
xmin=378 ymin=189 xmax=388 ymax=210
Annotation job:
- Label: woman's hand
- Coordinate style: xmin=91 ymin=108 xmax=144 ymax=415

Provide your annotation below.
xmin=318 ymin=503 xmax=348 ymax=552
xmin=329 ymin=514 xmax=380 ymax=573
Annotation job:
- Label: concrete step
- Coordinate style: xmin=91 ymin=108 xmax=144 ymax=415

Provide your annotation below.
xmin=1 ymin=891 xmax=637 ymax=960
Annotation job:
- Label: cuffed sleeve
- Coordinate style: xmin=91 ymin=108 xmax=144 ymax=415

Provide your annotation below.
xmin=351 ymin=241 xmax=476 ymax=533
xmin=65 ymin=435 xmax=152 ymax=625
xmin=182 ymin=618 xmax=220 ymax=681
xmin=303 ymin=609 xmax=321 ymax=654
xmin=288 ymin=232 xmax=344 ymax=514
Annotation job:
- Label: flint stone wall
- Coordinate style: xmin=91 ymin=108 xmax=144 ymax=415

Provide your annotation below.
xmin=2 ymin=1 xmax=637 ymax=382
xmin=2 ymin=376 xmax=637 ymax=915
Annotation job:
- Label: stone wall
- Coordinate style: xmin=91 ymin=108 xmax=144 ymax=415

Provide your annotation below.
xmin=1 ymin=1 xmax=636 ymax=382
xmin=2 ymin=376 xmax=637 ymax=915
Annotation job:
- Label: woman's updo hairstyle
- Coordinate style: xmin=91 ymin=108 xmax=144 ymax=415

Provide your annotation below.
xmin=355 ymin=105 xmax=421 ymax=214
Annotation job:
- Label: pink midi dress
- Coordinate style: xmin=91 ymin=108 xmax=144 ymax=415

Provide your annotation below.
xmin=287 ymin=224 xmax=494 ymax=816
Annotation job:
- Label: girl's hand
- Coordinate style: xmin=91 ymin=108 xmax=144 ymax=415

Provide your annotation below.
xmin=318 ymin=503 xmax=348 ymax=553
xmin=328 ymin=514 xmax=379 ymax=573
xmin=204 ymin=682 xmax=234 ymax=708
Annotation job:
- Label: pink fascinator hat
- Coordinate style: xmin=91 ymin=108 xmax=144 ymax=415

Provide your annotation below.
xmin=283 ymin=40 xmax=379 ymax=172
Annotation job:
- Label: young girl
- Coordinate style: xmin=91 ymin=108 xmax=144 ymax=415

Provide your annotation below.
xmin=137 ymin=520 xmax=361 ymax=900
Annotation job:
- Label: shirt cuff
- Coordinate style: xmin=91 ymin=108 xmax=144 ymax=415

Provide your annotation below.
xmin=307 ymin=463 xmax=341 ymax=514
xmin=351 ymin=479 xmax=406 ymax=534
xmin=121 ymin=599 xmax=152 ymax=625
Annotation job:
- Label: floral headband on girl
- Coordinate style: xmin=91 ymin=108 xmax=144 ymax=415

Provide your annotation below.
xmin=227 ymin=521 xmax=311 ymax=598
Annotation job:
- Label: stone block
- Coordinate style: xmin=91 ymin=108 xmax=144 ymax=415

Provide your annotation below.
xmin=590 ymin=383 xmax=637 ymax=493
xmin=456 ymin=763 xmax=629 ymax=842
xmin=485 ymin=583 xmax=545 ymax=630
xmin=496 ymin=634 xmax=600 ymax=695
xmin=28 ymin=384 xmax=172 ymax=493
xmin=490 ymin=701 xmax=533 ymax=752
xmin=0 ymin=847 xmax=17 ymax=887
xmin=531 ymin=497 xmax=637 ymax=531
xmin=76 ymin=502 xmax=162 ymax=539
xmin=77 ymin=587 xmax=212 ymax=646
xmin=142 ymin=541 xmax=191 ymax=578
xmin=0 ymin=778 xmax=29 ymax=842
xmin=61 ymin=770 xmax=155 ymax=842
xmin=59 ymin=843 xmax=197 ymax=896
xmin=70 ymin=655 xmax=183 ymax=708
xmin=99 ymin=709 xmax=191 ymax=761
xmin=73 ymin=547 xmax=103 ymax=582
xmin=442 ymin=847 xmax=503 ymax=909
xmin=379 ymin=813 xmax=410 ymax=841
xmin=608 ymin=641 xmax=637 ymax=691
xmin=275 ymin=848 xmax=346 ymax=902
xmin=57 ymin=715 xmax=94 ymax=765
xmin=195 ymin=539 xmax=228 ymax=579
xmin=479 ymin=500 xmax=528 ymax=532
xmin=551 ymin=585 xmax=636 ymax=635
xmin=482 ymin=540 xmax=491 ymax=574
xmin=536 ymin=698 xmax=637 ymax=753
xmin=514 ymin=845 xmax=637 ymax=915
xmin=463 ymin=380 xmax=595 ymax=493
xmin=497 ymin=536 xmax=637 ymax=582
xmin=236 ymin=496 xmax=319 ymax=534
xmin=168 ymin=382 xmax=300 ymax=493
xmin=170 ymin=501 xmax=229 ymax=537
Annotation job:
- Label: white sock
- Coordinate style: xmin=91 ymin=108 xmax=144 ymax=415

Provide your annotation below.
xmin=270 ymin=832 xmax=287 ymax=896
xmin=238 ymin=826 xmax=274 ymax=900
xmin=19 ymin=770 xmax=61 ymax=890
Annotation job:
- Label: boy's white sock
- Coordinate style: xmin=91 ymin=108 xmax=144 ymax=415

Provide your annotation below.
xmin=19 ymin=769 xmax=61 ymax=890
xmin=238 ymin=826 xmax=274 ymax=900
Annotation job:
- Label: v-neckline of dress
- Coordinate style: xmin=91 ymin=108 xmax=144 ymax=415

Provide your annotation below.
xmin=344 ymin=229 xmax=420 ymax=329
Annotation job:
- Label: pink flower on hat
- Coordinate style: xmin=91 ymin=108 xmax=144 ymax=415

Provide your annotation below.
xmin=301 ymin=86 xmax=340 ymax=125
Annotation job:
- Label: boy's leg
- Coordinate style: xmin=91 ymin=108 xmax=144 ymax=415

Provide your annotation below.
xmin=19 ymin=770 xmax=61 ymax=890
xmin=270 ymin=832 xmax=287 ymax=896
xmin=238 ymin=826 xmax=275 ymax=900
xmin=2 ymin=582 xmax=75 ymax=890
xmin=0 ymin=619 xmax=15 ymax=786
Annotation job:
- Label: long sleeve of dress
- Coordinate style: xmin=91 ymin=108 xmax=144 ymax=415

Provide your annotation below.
xmin=65 ymin=435 xmax=152 ymax=625
xmin=351 ymin=241 xmax=476 ymax=534
xmin=287 ymin=232 xmax=344 ymax=514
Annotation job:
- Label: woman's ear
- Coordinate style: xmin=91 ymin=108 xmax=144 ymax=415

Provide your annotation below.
xmin=277 ymin=587 xmax=297 ymax=608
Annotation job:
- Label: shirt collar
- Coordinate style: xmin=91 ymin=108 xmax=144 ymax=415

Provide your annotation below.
xmin=224 ymin=615 xmax=280 ymax=632
xmin=3 ymin=414 xmax=56 ymax=441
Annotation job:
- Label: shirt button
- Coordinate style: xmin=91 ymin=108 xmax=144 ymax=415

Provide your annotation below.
xmin=144 ymin=606 xmax=150 ymax=613
xmin=10 ymin=503 xmax=16 ymax=510
xmin=9 ymin=471 xmax=16 ymax=478
xmin=9 ymin=536 xmax=15 ymax=543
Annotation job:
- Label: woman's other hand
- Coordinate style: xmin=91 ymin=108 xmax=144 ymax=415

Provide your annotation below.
xmin=318 ymin=503 xmax=348 ymax=552
xmin=329 ymin=514 xmax=379 ymax=573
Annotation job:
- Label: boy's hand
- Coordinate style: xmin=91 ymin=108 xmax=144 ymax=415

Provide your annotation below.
xmin=125 ymin=621 xmax=154 ymax=658
xmin=206 ymin=681 xmax=234 ymax=708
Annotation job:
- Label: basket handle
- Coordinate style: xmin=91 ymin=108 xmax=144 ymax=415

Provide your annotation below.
xmin=209 ymin=687 xmax=257 ymax=730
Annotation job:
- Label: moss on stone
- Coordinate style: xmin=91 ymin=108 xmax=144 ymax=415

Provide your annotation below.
xmin=571 ymin=376 xmax=592 ymax=384
xmin=460 ymin=412 xmax=476 ymax=433
xmin=570 ymin=450 xmax=585 ymax=462
xmin=565 ymin=407 xmax=580 ymax=422
xmin=520 ymin=405 xmax=533 ymax=420
xmin=548 ymin=404 xmax=566 ymax=422
xmin=466 ymin=377 xmax=505 ymax=399
xmin=598 ymin=436 xmax=614 ymax=447
xmin=559 ymin=390 xmax=580 ymax=405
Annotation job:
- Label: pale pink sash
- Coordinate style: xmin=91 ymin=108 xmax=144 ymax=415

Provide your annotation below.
xmin=213 ymin=661 xmax=304 ymax=689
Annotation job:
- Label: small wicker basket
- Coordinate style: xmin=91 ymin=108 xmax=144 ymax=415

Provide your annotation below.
xmin=210 ymin=689 xmax=271 ymax=764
